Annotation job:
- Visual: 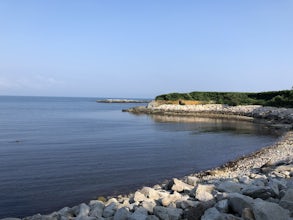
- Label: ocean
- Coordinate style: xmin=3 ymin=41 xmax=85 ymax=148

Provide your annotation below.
xmin=0 ymin=96 xmax=280 ymax=218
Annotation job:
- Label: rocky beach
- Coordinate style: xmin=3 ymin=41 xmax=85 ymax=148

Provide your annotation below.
xmin=3 ymin=102 xmax=293 ymax=220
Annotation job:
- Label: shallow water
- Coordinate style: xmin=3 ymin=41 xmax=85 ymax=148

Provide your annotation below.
xmin=0 ymin=96 xmax=279 ymax=218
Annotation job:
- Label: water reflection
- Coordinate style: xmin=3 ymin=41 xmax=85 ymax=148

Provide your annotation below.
xmin=148 ymin=114 xmax=280 ymax=137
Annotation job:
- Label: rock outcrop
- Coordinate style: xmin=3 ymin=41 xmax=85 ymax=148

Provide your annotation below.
xmin=124 ymin=102 xmax=293 ymax=128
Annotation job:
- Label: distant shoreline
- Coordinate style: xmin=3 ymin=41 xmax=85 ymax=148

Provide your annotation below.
xmin=96 ymin=99 xmax=150 ymax=103
xmin=123 ymin=101 xmax=293 ymax=129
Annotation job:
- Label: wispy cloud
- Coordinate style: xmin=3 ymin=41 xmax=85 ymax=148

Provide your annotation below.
xmin=0 ymin=74 xmax=63 ymax=91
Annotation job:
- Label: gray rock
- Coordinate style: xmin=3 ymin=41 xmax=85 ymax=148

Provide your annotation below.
xmin=215 ymin=192 xmax=229 ymax=201
xmin=201 ymin=207 xmax=221 ymax=220
xmin=241 ymin=208 xmax=255 ymax=220
xmin=24 ymin=213 xmax=60 ymax=220
xmin=252 ymin=199 xmax=291 ymax=220
xmin=76 ymin=203 xmax=90 ymax=217
xmin=241 ymin=186 xmax=274 ymax=199
xmin=195 ymin=184 xmax=215 ymax=202
xmin=113 ymin=207 xmax=130 ymax=220
xmin=238 ymin=176 xmax=251 ymax=184
xmin=186 ymin=202 xmax=213 ymax=220
xmin=153 ymin=206 xmax=183 ymax=220
xmin=228 ymin=193 xmax=254 ymax=215
xmin=140 ymin=187 xmax=160 ymax=200
xmin=268 ymin=179 xmax=279 ymax=197
xmin=178 ymin=200 xmax=199 ymax=209
xmin=58 ymin=207 xmax=74 ymax=217
xmin=279 ymin=188 xmax=293 ymax=213
xmin=134 ymin=191 xmax=147 ymax=202
xmin=201 ymin=207 xmax=241 ymax=220
xmin=146 ymin=215 xmax=159 ymax=220
xmin=74 ymin=217 xmax=97 ymax=220
xmin=134 ymin=207 xmax=149 ymax=215
xmin=1 ymin=219 xmax=21 ymax=220
xmin=129 ymin=212 xmax=148 ymax=220
xmin=216 ymin=181 xmax=244 ymax=193
xmin=89 ymin=201 xmax=105 ymax=217
xmin=186 ymin=176 xmax=199 ymax=186
xmin=103 ymin=202 xmax=118 ymax=218
xmin=215 ymin=199 xmax=229 ymax=213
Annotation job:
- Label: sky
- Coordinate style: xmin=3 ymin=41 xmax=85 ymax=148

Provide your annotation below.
xmin=0 ymin=1 xmax=292 ymax=98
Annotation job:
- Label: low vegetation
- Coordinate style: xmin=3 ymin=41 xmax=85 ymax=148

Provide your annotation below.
xmin=155 ymin=90 xmax=293 ymax=107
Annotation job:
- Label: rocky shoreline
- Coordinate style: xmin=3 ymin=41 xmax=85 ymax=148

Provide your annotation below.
xmin=124 ymin=102 xmax=293 ymax=129
xmin=3 ymin=103 xmax=293 ymax=220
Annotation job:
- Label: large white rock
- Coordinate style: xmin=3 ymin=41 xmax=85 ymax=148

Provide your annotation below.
xmin=142 ymin=199 xmax=157 ymax=213
xmin=171 ymin=178 xmax=194 ymax=192
xmin=140 ymin=187 xmax=160 ymax=200
xmin=195 ymin=184 xmax=215 ymax=202
xmin=186 ymin=176 xmax=199 ymax=186
xmin=134 ymin=191 xmax=147 ymax=202
xmin=161 ymin=192 xmax=182 ymax=207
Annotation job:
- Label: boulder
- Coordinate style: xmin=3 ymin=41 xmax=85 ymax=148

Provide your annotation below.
xmin=241 ymin=208 xmax=255 ymax=220
xmin=252 ymin=199 xmax=291 ymax=220
xmin=186 ymin=202 xmax=214 ymax=220
xmin=113 ymin=207 xmax=131 ymax=220
xmin=216 ymin=181 xmax=244 ymax=193
xmin=105 ymin=198 xmax=118 ymax=206
xmin=76 ymin=203 xmax=90 ymax=217
xmin=201 ymin=207 xmax=221 ymax=220
xmin=238 ymin=176 xmax=251 ymax=184
xmin=142 ymin=199 xmax=157 ymax=213
xmin=153 ymin=206 xmax=183 ymax=220
xmin=177 ymin=200 xmax=199 ymax=210
xmin=279 ymin=189 xmax=293 ymax=213
xmin=186 ymin=176 xmax=199 ymax=186
xmin=89 ymin=201 xmax=105 ymax=217
xmin=161 ymin=192 xmax=182 ymax=207
xmin=241 ymin=186 xmax=274 ymax=199
xmin=58 ymin=207 xmax=74 ymax=218
xmin=201 ymin=207 xmax=241 ymax=220
xmin=1 ymin=219 xmax=22 ymax=220
xmin=140 ymin=187 xmax=160 ymax=200
xmin=103 ymin=202 xmax=118 ymax=218
xmin=134 ymin=191 xmax=147 ymax=202
xmin=171 ymin=178 xmax=194 ymax=192
xmin=146 ymin=215 xmax=159 ymax=220
xmin=215 ymin=199 xmax=229 ymax=213
xmin=195 ymin=184 xmax=215 ymax=202
xmin=228 ymin=193 xmax=254 ymax=215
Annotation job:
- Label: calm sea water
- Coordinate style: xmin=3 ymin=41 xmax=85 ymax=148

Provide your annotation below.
xmin=0 ymin=96 xmax=280 ymax=218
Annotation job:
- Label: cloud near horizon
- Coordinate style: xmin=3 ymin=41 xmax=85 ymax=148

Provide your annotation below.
xmin=0 ymin=74 xmax=63 ymax=94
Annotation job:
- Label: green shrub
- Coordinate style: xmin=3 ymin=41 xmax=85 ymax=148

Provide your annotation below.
xmin=155 ymin=90 xmax=293 ymax=107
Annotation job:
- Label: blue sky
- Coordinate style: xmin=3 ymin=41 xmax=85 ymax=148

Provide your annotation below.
xmin=0 ymin=1 xmax=292 ymax=98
